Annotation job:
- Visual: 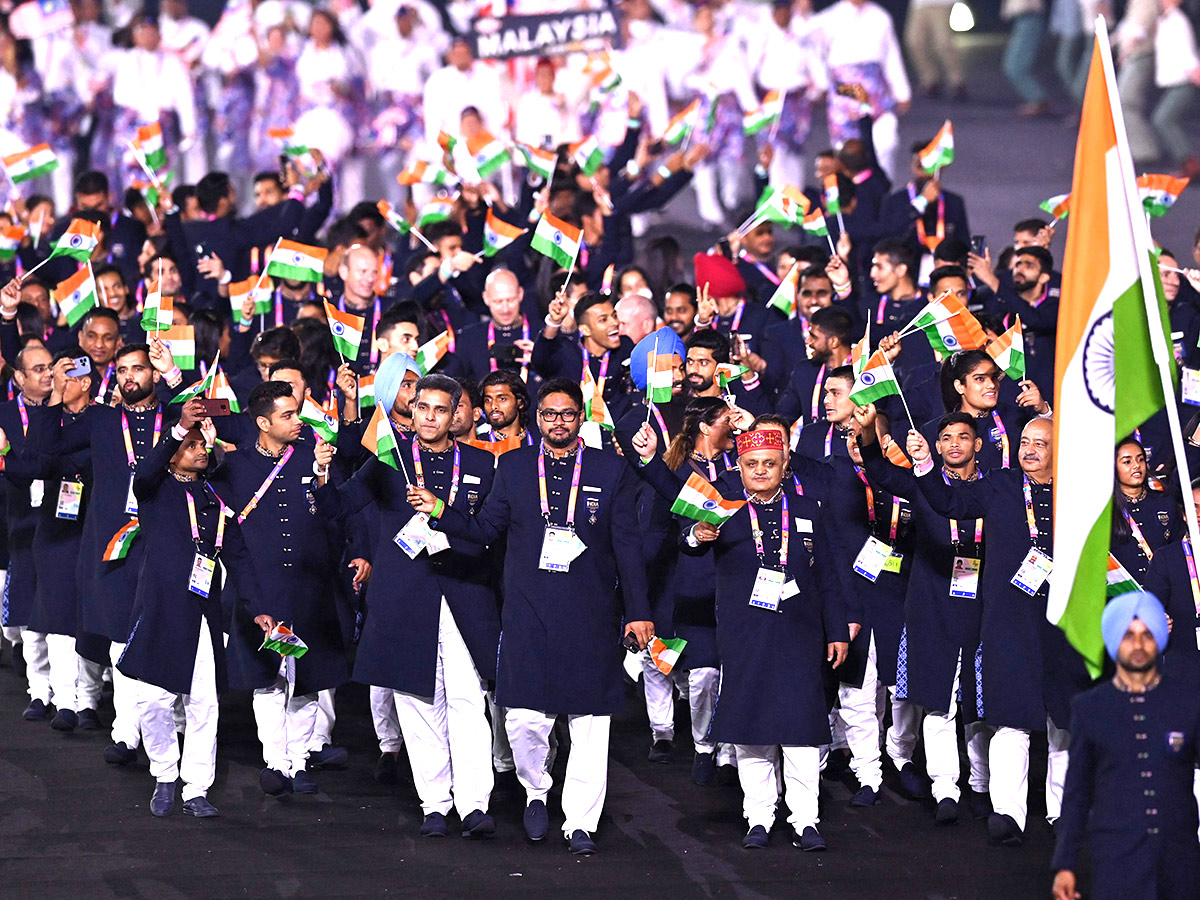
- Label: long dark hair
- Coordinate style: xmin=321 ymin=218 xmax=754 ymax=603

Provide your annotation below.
xmin=940 ymin=349 xmax=997 ymax=414
xmin=663 ymin=396 xmax=728 ymax=471
xmin=1111 ymin=436 xmax=1145 ymax=543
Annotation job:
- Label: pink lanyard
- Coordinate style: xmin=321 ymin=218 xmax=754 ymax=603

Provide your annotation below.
xmin=739 ymin=251 xmax=780 ymax=286
xmin=746 ymin=492 xmax=789 ymax=569
xmin=855 ymin=465 xmax=900 ymax=540
xmin=650 ymin=403 xmax=670 ymax=443
xmin=990 ymin=411 xmax=1010 ymax=468
xmin=1183 ymin=536 xmax=1200 ymax=617
xmin=238 ymin=446 xmax=293 ymax=523
xmin=412 ymin=439 xmax=462 ymax=506
xmin=488 ymin=317 xmax=530 ymax=381
xmin=537 ymin=440 xmax=583 ymax=527
xmin=810 ymin=364 xmax=826 ymax=422
xmin=16 ymin=394 xmax=28 ymax=437
xmin=96 ymin=362 xmax=115 ymax=402
xmin=1121 ymin=507 xmax=1154 ymax=561
xmin=185 ymin=487 xmax=226 ymax=554
xmin=729 ymin=299 xmax=745 ymax=333
xmin=943 ymin=471 xmax=983 ymax=544
xmin=581 ymin=348 xmax=610 ymax=397
xmin=121 ymin=406 xmax=163 ymax=468
xmin=340 ymin=296 xmax=382 ymax=365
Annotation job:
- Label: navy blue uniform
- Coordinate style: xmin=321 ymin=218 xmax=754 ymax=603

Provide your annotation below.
xmin=1143 ymin=538 xmax=1200 ymax=670
xmin=0 ymin=397 xmax=53 ymax=628
xmin=1112 ymin=490 xmax=1179 ymax=582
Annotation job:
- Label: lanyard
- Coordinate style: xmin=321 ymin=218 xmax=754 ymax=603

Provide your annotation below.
xmin=412 ymin=439 xmax=462 ymax=506
xmin=121 ymin=406 xmax=163 ymax=469
xmin=340 ymin=295 xmax=381 ymax=365
xmin=692 ymin=452 xmax=718 ymax=482
xmin=746 ymin=491 xmax=789 ymax=569
xmin=989 ymin=411 xmax=1010 ymax=468
xmin=1121 ymin=507 xmax=1154 ymax=561
xmin=97 ymin=362 xmax=115 ymax=402
xmin=728 ymin=299 xmax=745 ymax=333
xmin=909 ymin=183 xmax=945 ymax=252
xmin=825 ymin=424 xmax=834 ymax=458
xmin=581 ymin=348 xmax=610 ymax=397
xmin=810 ymin=364 xmax=826 ymax=422
xmin=739 ymin=251 xmax=780 ymax=286
xmin=1184 ymin=536 xmax=1200 ymax=617
xmin=326 ymin=367 xmax=336 ymax=401
xmin=943 ymin=471 xmax=983 ymax=544
xmin=854 ymin=465 xmax=901 ymax=541
xmin=792 ymin=473 xmax=803 ymax=494
xmin=16 ymin=393 xmax=28 ymax=437
xmin=537 ymin=440 xmax=583 ymax=527
xmin=488 ymin=317 xmax=530 ymax=381
xmin=237 ymin=445 xmax=293 ymax=523
xmin=650 ymin=403 xmax=670 ymax=443
xmin=185 ymin=487 xmax=226 ymax=553
xmin=1022 ymin=475 xmax=1043 ymax=544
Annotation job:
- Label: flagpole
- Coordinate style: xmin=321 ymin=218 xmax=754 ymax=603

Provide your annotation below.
xmin=765 ymin=88 xmax=786 ymax=145
xmin=561 ymin=244 xmax=581 ymax=293
xmin=19 ymin=252 xmax=54 ymax=283
xmin=836 ymin=210 xmax=846 ymax=235
xmin=155 ymin=257 xmax=164 ymax=335
xmin=823 ymin=228 xmax=836 ymax=256
xmin=645 ymin=333 xmax=658 ymax=424
xmin=409 ymin=225 xmax=437 ymax=252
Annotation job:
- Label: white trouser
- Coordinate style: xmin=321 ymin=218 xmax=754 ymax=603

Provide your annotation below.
xmin=871 ymin=112 xmax=900 ymax=183
xmin=837 ymin=632 xmax=884 ymax=791
xmin=989 ymin=717 xmax=1070 ymax=831
xmin=370 ymin=685 xmax=404 ymax=754
xmin=252 ymin=657 xmax=319 ymax=777
xmin=736 ymin=744 xmax=821 ymax=831
xmin=687 ymin=667 xmax=734 ymax=763
xmin=45 ymin=632 xmax=81 ymax=712
xmin=76 ymin=655 xmax=106 ymax=712
xmin=885 ymin=692 xmax=920 ymax=770
xmin=896 ymin=651 xmax=973 ymax=802
xmin=507 ymin=709 xmax=610 ymax=837
xmin=110 ymin=641 xmax=141 ymax=749
xmin=139 ymin=619 xmax=219 ymax=801
xmin=393 ymin=598 xmax=493 ymax=818
xmin=310 ymin=688 xmax=336 ymax=750
xmin=642 ymin=655 xmax=676 ymax=741
xmin=487 ymin=691 xmax=514 ymax=773
xmin=1194 ymin=770 xmax=1200 ymax=841
xmin=20 ymin=629 xmax=49 ymax=703
xmin=966 ymin=720 xmax=994 ymax=792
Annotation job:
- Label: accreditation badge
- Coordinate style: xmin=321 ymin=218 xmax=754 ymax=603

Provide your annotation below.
xmin=125 ymin=473 xmax=139 ymax=516
xmin=56 ymin=480 xmax=84 ymax=520
xmin=539 ymin=526 xmax=585 ymax=572
xmin=29 ymin=478 xmax=44 ymax=509
xmin=189 ymin=553 xmax=216 ymax=597
xmin=949 ymin=556 xmax=980 ymax=599
xmin=1011 ymin=548 xmax=1053 ymax=596
xmin=394 ymin=512 xmax=432 ymax=559
xmin=853 ymin=536 xmax=893 ymax=582
xmin=749 ymin=567 xmax=786 ymax=612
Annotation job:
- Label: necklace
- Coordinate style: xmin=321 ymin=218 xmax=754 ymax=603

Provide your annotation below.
xmin=255 ymin=440 xmax=286 ymax=459
xmin=748 ymin=486 xmax=783 ymax=505
xmin=170 ymin=470 xmax=199 ymax=482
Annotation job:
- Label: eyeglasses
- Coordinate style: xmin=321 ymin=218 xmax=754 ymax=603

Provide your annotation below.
xmin=539 ymin=409 xmax=579 ymax=422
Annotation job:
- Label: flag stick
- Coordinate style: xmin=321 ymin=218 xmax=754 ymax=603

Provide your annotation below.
xmin=254 ymin=237 xmax=281 ymax=294
xmin=765 ymin=88 xmax=786 ymax=144
xmin=155 ymin=257 xmax=164 ymax=334
xmin=836 ymin=210 xmax=846 ymax=235
xmin=409 ymin=225 xmax=437 ymax=252
xmin=645 ymin=334 xmax=659 ymax=423
xmin=895 ymin=305 xmax=965 ymax=340
xmin=19 ymin=252 xmax=53 ymax=283
xmin=894 ymin=380 xmax=916 ymax=431
xmin=824 ymin=230 xmax=836 ymax=255
xmin=30 ymin=208 xmax=42 ymax=250
xmin=128 ymin=141 xmax=163 ymax=192
xmin=561 ymin=246 xmax=580 ymax=293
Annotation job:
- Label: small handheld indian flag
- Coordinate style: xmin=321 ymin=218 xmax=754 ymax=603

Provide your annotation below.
xmin=646 ymin=337 xmax=675 ymax=404
xmin=986 ymin=317 xmax=1026 ymax=381
xmin=850 ymin=350 xmax=901 ymax=405
xmin=267 ymin=126 xmax=319 ymax=177
xmin=515 ymin=143 xmax=556 ymax=180
xmin=3 ymin=143 xmax=58 ymax=184
xmin=823 ymin=173 xmax=841 ymax=215
xmin=260 ymin=622 xmax=309 ymax=658
xmin=743 ymin=89 xmax=784 ymax=136
xmin=414 ymin=330 xmax=453 ymax=375
xmin=918 ymin=120 xmax=954 ymax=172
xmin=437 ymin=130 xmax=457 ymax=154
xmin=715 ymin=362 xmax=749 ymax=391
xmin=581 ymin=362 xmax=614 ymax=429
xmin=467 ymin=130 xmax=512 ymax=178
xmin=323 ymin=300 xmax=365 ymax=360
xmin=1137 ymin=173 xmax=1189 ymax=218
xmin=133 ymin=123 xmax=167 ymax=172
xmin=1039 ymin=192 xmax=1071 ymax=220
xmin=54 ymin=264 xmax=98 ymax=327
xmin=397 ymin=159 xmax=456 ymax=186
xmin=531 ymin=213 xmax=582 ymax=270
xmin=767 ymin=263 xmax=800 ymax=317
xmin=49 ymin=219 xmax=101 ymax=262
xmin=417 ymin=197 xmax=455 ymax=227
xmin=670 ymin=472 xmax=746 ymax=525
xmin=208 ymin=364 xmax=242 ymax=413
xmin=749 ymin=184 xmax=809 ymax=229
xmin=1105 ymin=554 xmax=1142 ymax=598
xmin=357 ymin=373 xmax=376 ymax=414
xmin=102 ymin=520 xmax=141 ymax=561
xmin=648 ymin=635 xmax=688 ymax=675
xmin=160 ymin=325 xmax=196 ymax=370
xmin=299 ymin=394 xmax=339 ymax=444
xmin=570 ymin=135 xmax=605 ymax=176
xmin=266 ymin=239 xmax=327 ymax=283
xmin=801 ymin=208 xmax=829 ymax=238
xmin=882 ymin=438 xmax=912 ymax=469
xmin=361 ymin=404 xmax=400 ymax=469
xmin=0 ymin=224 xmax=24 ymax=262
xmin=171 ymin=354 xmax=219 ymax=405
xmin=662 ymin=100 xmax=698 ymax=145
xmin=140 ymin=289 xmax=174 ymax=332
xmin=377 ymin=199 xmax=411 ymax=235
xmin=229 ymin=275 xmax=273 ymax=316
xmin=905 ymin=291 xmax=986 ymax=355
xmin=851 ymin=324 xmax=870 ymax=376
xmin=483 ymin=208 xmax=526 ymax=258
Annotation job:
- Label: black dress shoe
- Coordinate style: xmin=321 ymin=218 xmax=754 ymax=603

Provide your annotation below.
xmin=648 ymin=739 xmax=674 ymax=764
xmin=51 ymin=709 xmax=78 ymax=732
xmin=523 ymin=799 xmax=549 ymax=841
xmin=968 ymin=788 xmax=992 ymax=819
xmin=850 ymin=785 xmax=879 ymax=807
xmin=742 ymin=825 xmax=769 ymax=849
xmin=307 ymin=744 xmax=349 ymax=770
xmin=150 ymin=782 xmax=174 ymax=817
xmin=898 ymin=762 xmax=930 ymax=798
xmin=77 ymin=708 xmax=102 ymax=730
xmin=23 ymin=698 xmax=48 ymax=721
xmin=259 ymin=767 xmax=293 ymax=797
xmin=715 ymin=764 xmax=739 ymax=786
xmin=692 ymin=752 xmax=715 ymax=785
xmin=987 ymin=812 xmax=1023 ymax=846
xmin=935 ymin=798 xmax=959 ymax=825
xmin=461 ymin=809 xmax=496 ymax=838
xmin=374 ymin=752 xmax=399 ymax=784
xmin=183 ymin=796 xmax=220 ymax=818
xmin=567 ymin=829 xmax=597 ymax=855
xmin=420 ymin=812 xmax=448 ymax=837
xmin=292 ymin=769 xmax=318 ymax=794
xmin=104 ymin=741 xmax=137 ymax=765
xmin=794 ymin=826 xmax=826 ymax=851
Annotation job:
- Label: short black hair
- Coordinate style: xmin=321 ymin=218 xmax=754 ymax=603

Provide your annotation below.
xmin=143 ymin=252 xmax=178 ymax=280
xmin=91 ymin=263 xmax=127 ymax=287
xmin=666 ymin=283 xmax=697 ymax=307
xmin=1014 ymin=245 xmax=1054 ymax=275
xmin=827 ymin=364 xmax=855 ymax=388
xmin=115 ymin=342 xmax=151 ymax=364
xmin=872 ymin=238 xmax=918 ymax=280
xmin=268 ymin=358 xmax=305 ymax=379
xmin=249 ymin=380 xmax=296 ymax=421
xmin=251 ymin=326 xmax=302 ymax=361
xmin=455 ymin=376 xmax=482 ymax=412
xmin=479 ymin=368 xmax=531 ymax=423
xmin=195 ymin=172 xmax=232 ymax=215
xmin=1013 ymin=218 xmax=1048 ymax=235
xmin=798 ymin=265 xmax=833 ymax=287
xmin=413 ymin=373 xmax=462 ymax=411
xmin=685 ymin=328 xmax=731 ymax=364
xmin=937 ymin=411 xmax=979 ymax=437
xmin=254 ymin=171 xmax=284 ymax=189
xmin=404 ymin=251 xmax=437 ymax=278
xmin=538 ymin=376 xmax=584 ymax=409
xmin=171 ymin=184 xmax=195 ymax=210
xmin=378 ymin=300 xmax=428 ymax=341
xmin=422 ymin=220 xmax=461 ymax=244
xmin=81 ymin=306 xmax=121 ymax=330
xmin=348 ymin=200 xmax=387 ymax=228
xmin=325 ymin=217 xmax=368 ymax=251
xmin=573 ymin=292 xmax=612 ymax=326
xmin=74 ymin=170 xmax=109 ymax=197
xmin=929 ymin=264 xmax=969 ymax=293
xmin=933 ymin=236 xmax=970 ymax=266
xmin=809 ymin=306 xmax=854 ymax=346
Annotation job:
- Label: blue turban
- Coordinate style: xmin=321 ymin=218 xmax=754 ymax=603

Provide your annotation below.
xmin=1101 ymin=591 xmax=1169 ymax=660
xmin=629 ymin=326 xmax=686 ymax=391
xmin=374 ymin=352 xmax=419 ymax=412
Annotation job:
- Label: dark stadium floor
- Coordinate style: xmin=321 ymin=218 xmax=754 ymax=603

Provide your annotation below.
xmin=0 ymin=646 xmax=1066 ymax=900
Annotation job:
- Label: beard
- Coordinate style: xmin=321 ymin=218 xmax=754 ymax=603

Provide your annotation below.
xmin=544 ymin=427 xmax=580 ymax=449
xmin=122 ymin=380 xmax=155 ymax=404
xmin=1013 ymin=277 xmax=1039 ymax=294
xmin=489 ymin=408 xmax=518 ymax=430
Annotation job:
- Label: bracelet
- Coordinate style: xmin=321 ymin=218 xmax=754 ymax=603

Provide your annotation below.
xmin=170 ymin=422 xmax=188 ymax=441
xmin=239 ymin=315 xmax=253 ymax=327
xmin=164 ymin=365 xmax=182 ymax=385
xmin=656 ymin=164 xmax=672 ymax=180
xmin=544 ymin=314 xmax=560 ymax=327
xmin=219 ymin=269 xmax=232 ymax=286
xmin=431 ymin=497 xmax=445 ymax=519
xmin=287 ymin=186 xmax=306 ymax=202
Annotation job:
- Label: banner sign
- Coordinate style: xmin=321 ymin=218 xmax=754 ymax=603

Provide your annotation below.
xmin=471 ymin=6 xmax=621 ymax=61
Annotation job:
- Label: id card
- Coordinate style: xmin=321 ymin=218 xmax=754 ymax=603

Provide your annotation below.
xmin=950 ymin=556 xmax=981 ymax=599
xmin=539 ymin=526 xmax=586 ymax=573
xmin=425 ymin=527 xmax=450 ymax=555
xmin=749 ymin=567 xmax=786 ymax=612
xmin=56 ymin=480 xmax=83 ymax=520
xmin=1183 ymin=368 xmax=1200 ymax=406
xmin=189 ymin=553 xmax=216 ymax=597
xmin=1011 ymin=548 xmax=1053 ymax=596
xmin=853 ymin=536 xmax=893 ymax=582
xmin=394 ymin=512 xmax=431 ymax=559
xmin=29 ymin=479 xmax=44 ymax=509
xmin=124 ymin=473 xmax=138 ymax=516
xmin=882 ymin=552 xmax=904 ymax=574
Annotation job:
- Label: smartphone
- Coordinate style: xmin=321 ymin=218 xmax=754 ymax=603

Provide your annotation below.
xmin=716 ymin=238 xmax=733 ymax=261
xmin=194 ymin=242 xmax=211 ymax=260
xmin=621 ymin=633 xmax=641 ymax=654
xmin=196 ymin=398 xmax=231 ymax=418
xmin=970 ymin=235 xmax=987 ymax=257
xmin=68 ymin=356 xmax=92 ymax=378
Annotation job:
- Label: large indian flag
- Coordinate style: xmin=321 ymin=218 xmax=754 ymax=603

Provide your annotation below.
xmin=1049 ymin=23 xmax=1179 ymax=678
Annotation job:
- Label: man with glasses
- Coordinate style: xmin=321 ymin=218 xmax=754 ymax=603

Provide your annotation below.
xmin=409 ymin=377 xmax=652 ymax=856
